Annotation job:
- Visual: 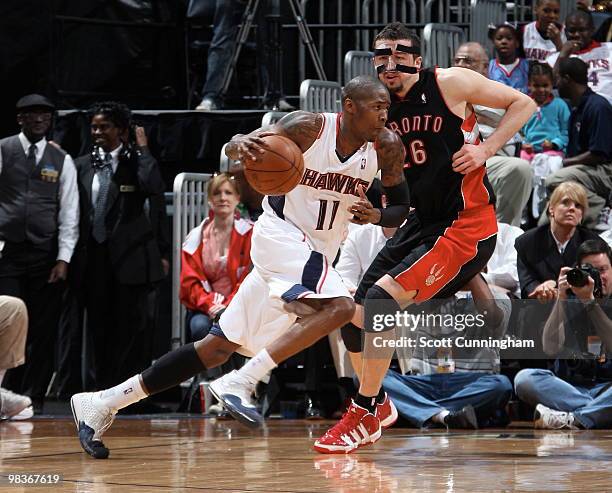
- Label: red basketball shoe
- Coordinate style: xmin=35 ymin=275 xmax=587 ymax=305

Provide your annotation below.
xmin=313 ymin=401 xmax=381 ymax=454
xmin=375 ymin=392 xmax=398 ymax=429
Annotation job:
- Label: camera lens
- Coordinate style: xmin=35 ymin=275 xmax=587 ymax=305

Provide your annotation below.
xmin=566 ymin=267 xmax=588 ymax=287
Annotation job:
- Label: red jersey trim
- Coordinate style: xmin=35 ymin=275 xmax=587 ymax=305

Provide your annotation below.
xmin=494 ymin=58 xmax=522 ymax=78
xmin=461 ymin=167 xmax=491 ymax=210
xmin=433 ymin=67 xmax=457 ymax=117
xmin=576 ymin=40 xmax=602 ymax=55
xmin=316 ymin=113 xmax=326 ymax=139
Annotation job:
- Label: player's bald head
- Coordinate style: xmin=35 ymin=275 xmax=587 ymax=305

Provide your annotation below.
xmin=342 ymin=76 xmax=389 ymax=104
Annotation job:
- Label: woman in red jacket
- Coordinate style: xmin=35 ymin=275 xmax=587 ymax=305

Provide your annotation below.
xmin=180 ymin=173 xmax=253 ymax=342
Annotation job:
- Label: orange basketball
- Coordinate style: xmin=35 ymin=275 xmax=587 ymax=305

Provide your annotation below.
xmin=242 ymin=135 xmax=304 ymax=195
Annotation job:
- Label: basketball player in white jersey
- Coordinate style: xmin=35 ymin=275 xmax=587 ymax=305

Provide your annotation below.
xmin=547 ymin=10 xmax=612 ymax=102
xmin=69 ymin=75 xmax=409 ymax=459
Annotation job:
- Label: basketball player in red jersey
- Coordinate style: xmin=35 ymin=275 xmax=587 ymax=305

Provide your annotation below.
xmin=312 ymin=23 xmax=537 ymax=453
xmin=69 ymin=76 xmax=410 ymax=459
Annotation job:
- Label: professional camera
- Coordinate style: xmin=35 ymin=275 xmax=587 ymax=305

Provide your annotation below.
xmin=566 ymin=263 xmax=603 ymax=298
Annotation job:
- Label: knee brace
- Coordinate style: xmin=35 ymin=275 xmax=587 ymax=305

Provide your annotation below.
xmin=364 ymin=285 xmax=401 ymax=333
xmin=341 ymin=322 xmax=363 ymax=353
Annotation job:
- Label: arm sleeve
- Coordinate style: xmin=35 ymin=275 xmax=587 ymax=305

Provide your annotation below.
xmin=377 ymin=181 xmax=410 ymax=227
xmin=57 ymin=154 xmax=80 ymax=263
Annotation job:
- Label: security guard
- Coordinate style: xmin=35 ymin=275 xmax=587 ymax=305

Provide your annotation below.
xmin=0 ymin=94 xmax=79 ymax=412
xmin=70 ymin=101 xmax=165 ymax=391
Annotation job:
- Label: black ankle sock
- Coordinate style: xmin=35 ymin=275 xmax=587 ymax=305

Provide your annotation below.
xmin=354 ymin=392 xmax=377 ymax=413
xmin=375 ymin=388 xmax=386 ymax=404
xmin=141 ymin=343 xmax=206 ymax=395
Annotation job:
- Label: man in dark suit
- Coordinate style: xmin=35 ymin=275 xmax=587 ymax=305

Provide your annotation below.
xmin=0 ymin=95 xmax=79 ymax=412
xmin=71 ymin=101 xmax=165 ymax=389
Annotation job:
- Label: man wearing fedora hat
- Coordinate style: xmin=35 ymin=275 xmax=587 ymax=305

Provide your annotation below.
xmin=0 ymin=94 xmax=79 ymax=413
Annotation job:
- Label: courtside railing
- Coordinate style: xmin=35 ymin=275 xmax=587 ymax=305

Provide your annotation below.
xmin=470 ymin=0 xmax=506 ymax=51
xmin=423 ymin=23 xmax=466 ymax=68
xmin=172 ymin=173 xmax=212 ymax=349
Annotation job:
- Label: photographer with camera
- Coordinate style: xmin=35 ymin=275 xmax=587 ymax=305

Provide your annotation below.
xmin=515 ymin=238 xmax=612 ymax=429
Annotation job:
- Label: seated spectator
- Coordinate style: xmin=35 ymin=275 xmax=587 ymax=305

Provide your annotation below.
xmin=517 ymin=181 xmax=600 ymax=301
xmin=482 ymin=222 xmax=524 ymax=298
xmin=547 ymin=10 xmax=612 ymax=102
xmin=514 ymin=239 xmax=612 ymax=429
xmin=180 ymin=173 xmax=253 ymax=343
xmin=521 ymin=63 xmax=570 ymax=161
xmin=523 ymin=0 xmax=566 ymax=62
xmin=540 ymin=58 xmax=612 ymax=229
xmin=521 ymin=63 xmax=571 ymax=218
xmin=0 ymin=296 xmax=31 ymax=419
xmin=453 ymin=42 xmax=533 ymax=226
xmin=382 ymin=274 xmax=513 ymax=429
xmin=488 ymin=23 xmax=530 ymax=94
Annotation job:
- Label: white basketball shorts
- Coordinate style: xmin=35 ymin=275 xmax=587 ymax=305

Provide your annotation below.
xmin=218 ymin=213 xmax=351 ymax=357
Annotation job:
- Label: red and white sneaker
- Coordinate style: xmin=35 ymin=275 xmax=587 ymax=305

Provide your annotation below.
xmin=375 ymin=392 xmax=398 ymax=429
xmin=313 ymin=401 xmax=381 ymax=454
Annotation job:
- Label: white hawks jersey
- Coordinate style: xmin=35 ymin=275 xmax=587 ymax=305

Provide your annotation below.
xmin=547 ymin=42 xmax=612 ymax=103
xmin=523 ymin=21 xmax=566 ymax=62
xmin=261 ymin=112 xmax=379 ymax=261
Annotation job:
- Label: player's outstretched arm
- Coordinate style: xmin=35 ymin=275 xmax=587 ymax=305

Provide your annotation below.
xmin=374 ymin=128 xmax=410 ymax=227
xmin=225 ymin=111 xmax=323 ymax=162
xmin=438 ymin=67 xmax=537 ymax=174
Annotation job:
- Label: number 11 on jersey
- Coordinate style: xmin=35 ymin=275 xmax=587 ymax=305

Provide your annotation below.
xmin=316 ymin=199 xmax=340 ymax=230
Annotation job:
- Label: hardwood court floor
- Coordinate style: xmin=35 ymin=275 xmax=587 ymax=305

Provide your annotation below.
xmin=1 ymin=417 xmax=612 ymax=492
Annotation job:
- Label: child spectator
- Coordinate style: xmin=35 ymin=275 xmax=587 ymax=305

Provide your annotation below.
xmin=521 ymin=63 xmax=570 ymax=160
xmin=489 ymin=23 xmax=531 ymax=93
xmin=523 ymin=0 xmax=566 ymax=62
xmin=521 ymin=63 xmax=571 ymax=217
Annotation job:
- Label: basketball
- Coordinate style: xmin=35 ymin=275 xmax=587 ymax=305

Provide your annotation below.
xmin=242 ymin=134 xmax=304 ymax=195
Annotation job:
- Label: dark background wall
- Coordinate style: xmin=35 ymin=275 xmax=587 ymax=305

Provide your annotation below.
xmin=0 ymin=1 xmax=187 ymax=135
xmin=0 ymin=0 xmax=349 ymax=181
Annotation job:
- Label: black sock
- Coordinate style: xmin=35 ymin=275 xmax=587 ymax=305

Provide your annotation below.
xmin=338 ymin=377 xmax=356 ymax=397
xmin=375 ymin=388 xmax=386 ymax=404
xmin=354 ymin=392 xmax=377 ymax=413
xmin=141 ymin=342 xmax=206 ymax=395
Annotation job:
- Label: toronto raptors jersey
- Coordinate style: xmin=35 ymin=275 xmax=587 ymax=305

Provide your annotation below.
xmin=547 ymin=42 xmax=612 ymax=103
xmin=523 ymin=21 xmax=566 ymax=62
xmin=386 ymin=68 xmax=495 ymax=221
xmin=261 ymin=112 xmax=379 ymax=261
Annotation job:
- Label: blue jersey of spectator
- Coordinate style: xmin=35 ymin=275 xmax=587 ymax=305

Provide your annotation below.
xmin=489 ymin=58 xmax=530 ymax=94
